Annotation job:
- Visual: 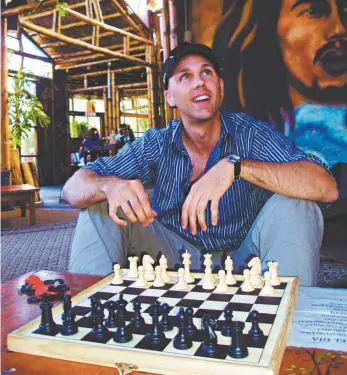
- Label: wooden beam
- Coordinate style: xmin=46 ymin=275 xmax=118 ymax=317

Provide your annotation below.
xmin=168 ymin=0 xmax=178 ymax=50
xmin=161 ymin=0 xmax=170 ymax=60
xmin=56 ymin=52 xmax=145 ymax=70
xmin=120 ymin=112 xmax=148 ymax=119
xmin=117 ymin=82 xmax=147 ymax=89
xmin=8 ymin=49 xmax=52 ymax=63
xmin=60 ymin=13 xmax=121 ymax=31
xmin=111 ymin=0 xmax=147 ymax=38
xmin=54 ymin=45 xmax=145 ymax=64
xmin=1 ymin=0 xmax=57 ymax=17
xmin=69 ymin=66 xmax=144 ymax=78
xmin=69 ymin=85 xmax=107 ymax=92
xmin=20 ymin=18 xmax=151 ymax=67
xmin=58 ymin=8 xmax=153 ymax=45
xmin=1 ymin=18 xmax=10 ymax=173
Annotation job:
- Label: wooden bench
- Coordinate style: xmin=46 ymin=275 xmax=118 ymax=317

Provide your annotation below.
xmin=1 ymin=184 xmax=40 ymax=225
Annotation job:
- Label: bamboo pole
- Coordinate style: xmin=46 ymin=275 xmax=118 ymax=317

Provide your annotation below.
xmin=20 ymin=18 xmax=151 ymax=67
xmin=103 ymin=88 xmax=108 ymax=136
xmin=111 ymin=71 xmax=116 ymax=131
xmin=161 ymin=0 xmax=170 ymax=60
xmin=123 ymin=35 xmax=130 ymax=56
xmin=84 ymin=75 xmax=88 ymax=89
xmin=54 ymin=45 xmax=145 ymax=64
xmin=60 ymin=13 xmax=121 ymax=31
xmin=120 ymin=112 xmax=148 ymax=119
xmin=146 ymin=46 xmax=154 ymax=128
xmin=1 ymin=0 xmax=57 ymax=17
xmin=1 ymin=18 xmax=11 ymax=176
xmin=117 ymin=82 xmax=147 ymax=89
xmin=111 ymin=0 xmax=147 ymax=38
xmin=168 ymin=0 xmax=178 ymax=50
xmin=70 ymin=66 xmax=144 ymax=78
xmin=69 ymin=85 xmax=107 ymax=92
xmin=115 ymin=87 xmax=120 ymax=131
xmin=52 ymin=9 xmax=57 ymax=32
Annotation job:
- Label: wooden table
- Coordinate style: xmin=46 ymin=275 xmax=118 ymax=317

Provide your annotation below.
xmin=1 ymin=271 xmax=346 ymax=375
xmin=1 ymin=184 xmax=40 ymax=225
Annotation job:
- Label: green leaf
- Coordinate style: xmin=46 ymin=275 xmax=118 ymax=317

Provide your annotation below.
xmin=56 ymin=2 xmax=69 ymax=17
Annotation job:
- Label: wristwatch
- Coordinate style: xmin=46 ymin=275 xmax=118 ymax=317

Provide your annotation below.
xmin=226 ymin=155 xmax=241 ymax=180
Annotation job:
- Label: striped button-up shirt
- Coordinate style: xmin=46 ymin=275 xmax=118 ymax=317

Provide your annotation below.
xmin=85 ymin=111 xmax=326 ymax=253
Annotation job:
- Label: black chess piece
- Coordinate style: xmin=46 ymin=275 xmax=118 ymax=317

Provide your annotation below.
xmin=221 ymin=308 xmax=233 ymax=337
xmin=159 ymin=303 xmax=173 ymax=332
xmin=248 ymin=310 xmax=264 ymax=338
xmin=228 ymin=321 xmax=249 ymax=359
xmin=38 ymin=301 xmax=59 ymax=335
xmin=105 ymin=300 xmax=118 ymax=328
xmin=113 ymin=295 xmax=132 ymax=343
xmin=173 ymin=307 xmax=192 ymax=350
xmin=201 ymin=314 xmax=218 ymax=354
xmin=91 ymin=304 xmax=109 ymax=340
xmin=146 ymin=301 xmax=166 ymax=346
xmin=185 ymin=307 xmax=197 ymax=338
xmin=60 ymin=293 xmax=78 ymax=336
xmin=130 ymin=300 xmax=145 ymax=332
xmin=88 ymin=296 xmax=101 ymax=321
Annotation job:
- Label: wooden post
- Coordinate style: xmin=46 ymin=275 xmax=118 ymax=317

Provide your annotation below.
xmin=146 ymin=46 xmax=155 ymax=128
xmin=1 ymin=18 xmax=11 ymax=183
xmin=111 ymin=71 xmax=116 ymax=132
xmin=115 ymin=87 xmax=120 ymax=132
xmin=103 ymin=88 xmax=108 ymax=136
xmin=107 ymin=63 xmax=112 ymax=136
xmin=168 ymin=0 xmax=178 ymax=50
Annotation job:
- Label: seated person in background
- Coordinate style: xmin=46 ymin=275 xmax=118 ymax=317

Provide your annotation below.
xmin=62 ymin=43 xmax=338 ymax=286
xmin=114 ymin=123 xmax=135 ymax=148
xmin=79 ymin=128 xmax=100 ymax=163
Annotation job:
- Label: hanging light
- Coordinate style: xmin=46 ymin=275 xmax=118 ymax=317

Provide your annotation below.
xmin=147 ymin=0 xmax=161 ymax=12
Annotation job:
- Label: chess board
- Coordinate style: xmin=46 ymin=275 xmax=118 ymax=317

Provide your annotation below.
xmin=7 ymin=270 xmax=299 ymax=375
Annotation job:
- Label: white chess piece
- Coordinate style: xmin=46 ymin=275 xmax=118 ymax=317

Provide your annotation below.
xmin=262 ymin=271 xmax=275 ymax=295
xmin=134 ymin=266 xmax=148 ymax=287
xmin=241 ymin=269 xmax=255 ymax=292
xmin=183 ymin=250 xmax=195 ymax=283
xmin=159 ymin=255 xmax=172 ymax=283
xmin=153 ymin=266 xmax=165 ymax=287
xmin=215 ymin=270 xmax=229 ymax=293
xmin=143 ymin=254 xmax=155 ymax=281
xmin=225 ymin=256 xmax=237 ymax=285
xmin=127 ymin=256 xmax=139 ymax=279
xmin=111 ymin=264 xmax=123 ymax=285
xmin=248 ymin=257 xmax=263 ymax=288
xmin=202 ymin=268 xmax=216 ymax=290
xmin=267 ymin=261 xmax=281 ymax=286
xmin=203 ymin=254 xmax=216 ymax=283
xmin=175 ymin=268 xmax=189 ymax=290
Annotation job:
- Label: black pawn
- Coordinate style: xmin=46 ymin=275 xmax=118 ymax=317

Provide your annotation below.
xmin=60 ymin=294 xmax=78 ymax=335
xmin=228 ymin=321 xmax=248 ymax=359
xmin=113 ymin=295 xmax=132 ymax=343
xmin=146 ymin=301 xmax=166 ymax=345
xmin=105 ymin=300 xmax=118 ymax=328
xmin=221 ymin=308 xmax=233 ymax=337
xmin=159 ymin=303 xmax=173 ymax=332
xmin=38 ymin=301 xmax=59 ymax=335
xmin=130 ymin=300 xmax=145 ymax=331
xmin=185 ymin=307 xmax=197 ymax=338
xmin=248 ymin=310 xmax=264 ymax=338
xmin=91 ymin=304 xmax=109 ymax=340
xmin=173 ymin=307 xmax=192 ymax=350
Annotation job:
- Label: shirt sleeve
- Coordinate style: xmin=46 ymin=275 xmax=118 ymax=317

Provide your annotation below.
xmin=83 ymin=129 xmax=161 ymax=184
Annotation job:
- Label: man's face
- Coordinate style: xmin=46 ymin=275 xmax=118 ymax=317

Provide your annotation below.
xmin=277 ymin=0 xmax=347 ymax=92
xmin=164 ymin=55 xmax=224 ymax=124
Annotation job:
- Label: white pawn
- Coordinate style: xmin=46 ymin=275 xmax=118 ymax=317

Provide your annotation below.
xmin=262 ymin=271 xmax=275 ymax=296
xmin=248 ymin=257 xmax=263 ymax=288
xmin=241 ymin=269 xmax=255 ymax=292
xmin=267 ymin=261 xmax=281 ymax=286
xmin=127 ymin=256 xmax=139 ymax=279
xmin=183 ymin=250 xmax=195 ymax=283
xmin=111 ymin=264 xmax=123 ymax=285
xmin=175 ymin=268 xmax=189 ymax=290
xmin=134 ymin=266 xmax=148 ymax=287
xmin=202 ymin=268 xmax=216 ymax=290
xmin=143 ymin=254 xmax=155 ymax=281
xmin=159 ymin=255 xmax=172 ymax=283
xmin=225 ymin=256 xmax=237 ymax=285
xmin=153 ymin=266 xmax=165 ymax=287
xmin=215 ymin=270 xmax=229 ymax=293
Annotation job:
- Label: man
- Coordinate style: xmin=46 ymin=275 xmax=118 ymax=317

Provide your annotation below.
xmin=62 ymin=43 xmax=338 ymax=286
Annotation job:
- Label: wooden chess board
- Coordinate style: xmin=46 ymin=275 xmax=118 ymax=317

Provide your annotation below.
xmin=7 ymin=270 xmax=299 ymax=375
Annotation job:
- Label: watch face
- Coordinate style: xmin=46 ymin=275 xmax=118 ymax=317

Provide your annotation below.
xmin=227 ymin=155 xmax=240 ymax=163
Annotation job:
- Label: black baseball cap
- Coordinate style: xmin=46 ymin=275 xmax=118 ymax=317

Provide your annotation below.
xmin=163 ymin=43 xmax=221 ymax=90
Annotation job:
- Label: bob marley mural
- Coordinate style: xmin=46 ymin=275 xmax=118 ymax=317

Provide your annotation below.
xmin=208 ymin=0 xmax=347 ymax=176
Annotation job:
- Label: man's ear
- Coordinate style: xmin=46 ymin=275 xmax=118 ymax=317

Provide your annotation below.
xmin=164 ymin=90 xmax=176 ymax=108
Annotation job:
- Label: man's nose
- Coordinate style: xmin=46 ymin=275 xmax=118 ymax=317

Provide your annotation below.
xmin=327 ymin=4 xmax=347 ymax=39
xmin=192 ymin=75 xmax=205 ymax=89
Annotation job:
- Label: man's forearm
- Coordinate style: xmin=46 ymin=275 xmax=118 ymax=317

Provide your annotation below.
xmin=240 ymin=160 xmax=338 ymax=202
xmin=61 ymin=169 xmax=119 ymax=208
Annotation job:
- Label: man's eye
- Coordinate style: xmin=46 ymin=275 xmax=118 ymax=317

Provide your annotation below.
xmin=202 ymin=69 xmax=212 ymax=76
xmin=180 ymin=74 xmax=189 ymax=81
xmin=299 ymin=2 xmax=331 ymax=17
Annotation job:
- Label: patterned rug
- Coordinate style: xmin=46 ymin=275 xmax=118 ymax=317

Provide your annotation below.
xmin=1 ymin=222 xmax=347 ymax=286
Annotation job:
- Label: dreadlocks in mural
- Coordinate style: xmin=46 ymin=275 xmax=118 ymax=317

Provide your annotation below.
xmin=212 ymin=0 xmax=347 ymax=169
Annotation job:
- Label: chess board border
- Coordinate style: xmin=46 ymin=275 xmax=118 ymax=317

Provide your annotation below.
xmin=7 ymin=272 xmax=299 ymax=375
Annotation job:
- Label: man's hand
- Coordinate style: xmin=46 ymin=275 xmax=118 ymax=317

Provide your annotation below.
xmin=181 ymin=159 xmax=234 ymax=235
xmin=101 ymin=178 xmax=156 ymax=227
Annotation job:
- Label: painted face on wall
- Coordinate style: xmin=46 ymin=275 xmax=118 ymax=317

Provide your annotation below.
xmin=164 ymin=55 xmax=224 ymax=124
xmin=277 ymin=0 xmax=347 ymax=92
